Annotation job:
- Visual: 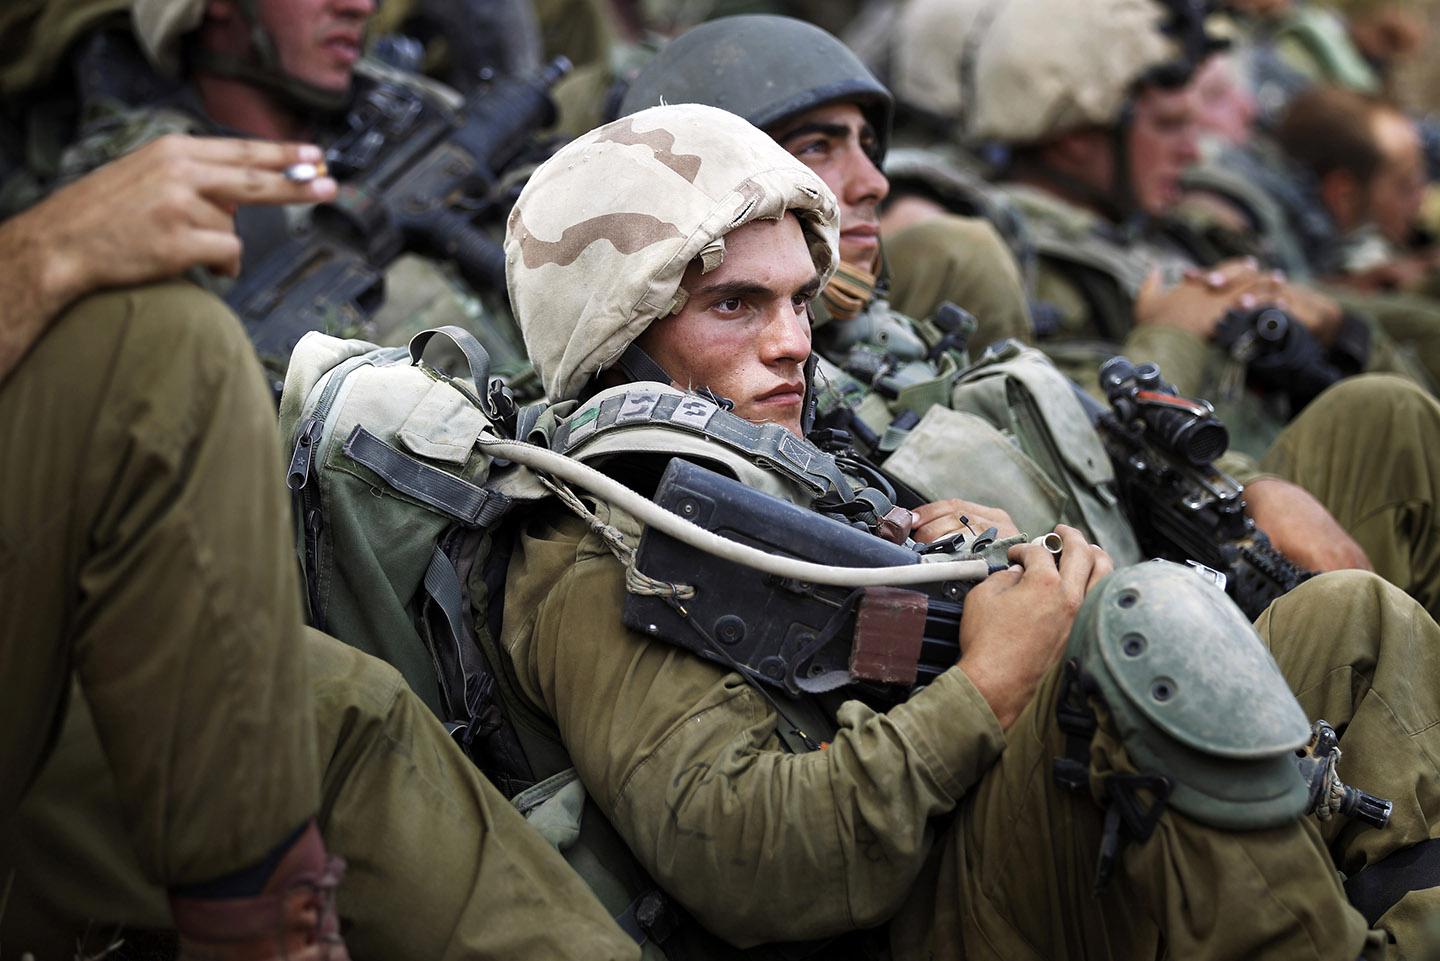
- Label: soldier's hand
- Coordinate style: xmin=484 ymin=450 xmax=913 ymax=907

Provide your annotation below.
xmin=34 ymin=134 xmax=336 ymax=314
xmin=1243 ymin=477 xmax=1373 ymax=573
xmin=911 ymin=498 xmax=1020 ymax=544
xmin=956 ymin=525 xmax=1112 ymax=729
xmin=1134 ymin=261 xmax=1283 ymax=339
xmin=1268 ymin=281 xmax=1344 ymax=348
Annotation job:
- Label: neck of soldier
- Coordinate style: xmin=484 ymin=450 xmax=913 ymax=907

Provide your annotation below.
xmin=197 ymin=73 xmax=314 ymax=142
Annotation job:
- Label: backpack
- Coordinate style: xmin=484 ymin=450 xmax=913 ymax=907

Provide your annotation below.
xmin=277 ymin=325 xmax=543 ymax=740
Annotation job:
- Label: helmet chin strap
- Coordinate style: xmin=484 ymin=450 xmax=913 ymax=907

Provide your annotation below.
xmin=193 ymin=0 xmax=351 ymax=115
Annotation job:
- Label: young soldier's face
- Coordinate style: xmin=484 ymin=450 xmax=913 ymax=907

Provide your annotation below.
xmin=256 ymin=0 xmax=375 ymax=92
xmin=1126 ymin=83 xmax=1202 ymax=216
xmin=771 ymin=103 xmax=889 ymax=271
xmin=1367 ymin=109 xmax=1426 ymax=245
xmin=635 ymin=214 xmax=821 ymax=436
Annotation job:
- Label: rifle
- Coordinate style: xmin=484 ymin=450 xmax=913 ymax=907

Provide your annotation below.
xmin=225 ymin=57 xmax=570 ymax=367
xmin=1212 ymin=304 xmax=1361 ymax=412
xmin=1078 ymin=356 xmax=1312 ymax=620
xmin=623 ymin=457 xmax=981 ymax=703
xmin=623 ymin=457 xmax=1391 ymax=826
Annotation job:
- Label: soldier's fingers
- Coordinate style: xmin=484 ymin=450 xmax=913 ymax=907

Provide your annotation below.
xmin=178 ymin=230 xmax=245 ymax=278
xmin=192 ymin=162 xmax=337 ymax=207
xmin=1053 ymin=525 xmax=1097 ymax=598
xmin=174 ymin=135 xmax=325 ymax=171
xmin=1084 ymin=544 xmax=1114 ymax=593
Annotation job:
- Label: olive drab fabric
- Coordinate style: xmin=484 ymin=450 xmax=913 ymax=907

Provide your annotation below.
xmin=966 ymin=0 xmax=1180 ymax=145
xmin=504 ymin=103 xmax=839 ymax=402
xmin=0 ymin=0 xmax=129 ymax=97
xmin=0 ymin=282 xmax=320 ymax=885
xmin=1 ymin=632 xmax=644 ymax=961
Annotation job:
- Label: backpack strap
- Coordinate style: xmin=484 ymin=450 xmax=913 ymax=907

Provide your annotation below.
xmin=550 ymin=385 xmax=852 ymax=500
xmin=343 ymin=425 xmax=511 ymax=527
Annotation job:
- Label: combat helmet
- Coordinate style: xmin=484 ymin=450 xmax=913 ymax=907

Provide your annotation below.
xmin=504 ymin=103 xmax=838 ymax=404
xmin=131 ymin=0 xmax=353 ymax=112
xmin=968 ymin=0 xmax=1226 ymax=219
xmin=889 ymin=0 xmax=997 ymax=128
xmin=617 ymin=15 xmax=894 ymax=162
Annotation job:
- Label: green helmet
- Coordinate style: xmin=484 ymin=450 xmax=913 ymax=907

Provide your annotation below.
xmin=1066 ymin=561 xmax=1311 ymax=830
xmin=617 ymin=15 xmax=894 ymax=162
xmin=132 ymin=0 xmax=352 ymax=113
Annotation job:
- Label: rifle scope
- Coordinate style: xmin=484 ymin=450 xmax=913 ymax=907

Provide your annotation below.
xmin=1100 ymin=357 xmax=1229 ymax=467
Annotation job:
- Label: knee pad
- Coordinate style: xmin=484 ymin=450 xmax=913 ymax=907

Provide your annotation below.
xmin=1065 ymin=561 xmax=1312 ymax=830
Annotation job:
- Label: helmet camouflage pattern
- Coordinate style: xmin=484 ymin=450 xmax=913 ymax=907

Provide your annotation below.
xmin=505 ymin=103 xmax=839 ymax=402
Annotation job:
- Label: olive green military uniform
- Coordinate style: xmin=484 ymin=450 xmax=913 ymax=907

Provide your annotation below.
xmin=2 ymin=629 xmax=642 ymax=961
xmin=38 ymin=49 xmax=537 ymax=392
xmin=500 ymin=494 xmax=1440 ymax=957
xmin=0 ymin=281 xmax=318 ymax=886
xmin=881 ymin=214 xmax=1033 ymax=353
xmin=0 ymin=281 xmax=638 ymax=959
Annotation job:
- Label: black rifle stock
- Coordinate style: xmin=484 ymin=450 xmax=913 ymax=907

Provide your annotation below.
xmin=226 ymin=58 xmax=570 ymax=364
xmin=623 ymin=458 xmax=980 ymax=702
xmin=1079 ymin=357 xmax=1311 ymax=619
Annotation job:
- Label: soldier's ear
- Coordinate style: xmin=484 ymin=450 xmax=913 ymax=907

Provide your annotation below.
xmin=1319 ymin=170 xmax=1364 ymax=230
xmin=205 ymin=0 xmax=241 ymax=22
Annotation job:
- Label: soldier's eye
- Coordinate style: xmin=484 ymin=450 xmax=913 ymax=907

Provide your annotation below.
xmin=715 ymin=297 xmax=743 ymax=313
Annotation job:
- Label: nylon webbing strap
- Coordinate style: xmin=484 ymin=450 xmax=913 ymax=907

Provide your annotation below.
xmin=550 ymin=389 xmax=850 ymax=497
xmin=424 ymin=547 xmax=471 ymax=664
xmin=408 ymin=326 xmax=493 ymax=404
xmin=343 ymin=426 xmax=510 ymax=527
xmin=1343 ymin=837 xmax=1440 ymax=925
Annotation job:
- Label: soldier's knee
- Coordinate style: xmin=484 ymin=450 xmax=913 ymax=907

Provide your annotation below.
xmin=304 ymin=628 xmax=408 ymax=725
xmin=1314 ymin=373 xmax=1436 ymax=428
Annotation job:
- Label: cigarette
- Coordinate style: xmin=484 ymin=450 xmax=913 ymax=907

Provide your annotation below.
xmin=283 ymin=159 xmax=329 ymax=183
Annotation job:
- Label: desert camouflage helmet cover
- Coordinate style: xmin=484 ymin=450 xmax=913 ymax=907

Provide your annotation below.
xmin=967 ymin=0 xmax=1181 ymax=144
xmin=506 ymin=103 xmax=839 ymax=403
xmin=891 ymin=0 xmax=997 ymax=120
xmin=132 ymin=0 xmax=206 ymax=74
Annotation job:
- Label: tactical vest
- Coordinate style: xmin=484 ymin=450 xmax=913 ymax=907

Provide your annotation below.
xmin=470 ymin=383 xmax=884 ymax=960
xmin=811 ymin=288 xmax=1142 ymax=564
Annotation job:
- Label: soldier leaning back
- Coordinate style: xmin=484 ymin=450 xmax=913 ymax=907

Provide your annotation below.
xmin=489 ymin=102 xmax=1440 ymax=959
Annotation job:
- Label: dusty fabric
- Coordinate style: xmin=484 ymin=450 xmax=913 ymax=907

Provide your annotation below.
xmin=883 ymin=213 xmax=1033 ymax=353
xmin=500 ymin=499 xmax=1398 ymax=958
xmin=0 ymin=282 xmax=318 ymax=884
xmin=505 ymin=103 xmax=839 ymax=401
xmin=1262 ymin=375 xmax=1440 ymax=620
xmin=967 ymin=0 xmax=1179 ymax=144
xmin=1 ymin=631 xmax=642 ymax=961
xmin=890 ymin=0 xmax=995 ymax=118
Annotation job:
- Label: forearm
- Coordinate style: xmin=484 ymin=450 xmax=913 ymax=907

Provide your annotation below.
xmin=532 ymin=537 xmax=1005 ymax=943
xmin=1121 ymin=323 xmax=1213 ymax=398
xmin=0 ymin=209 xmax=78 ymax=384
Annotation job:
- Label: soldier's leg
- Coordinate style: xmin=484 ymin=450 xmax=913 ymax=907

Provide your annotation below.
xmin=1257 ymin=570 xmax=1440 ymax=946
xmin=906 ymin=667 xmax=1374 ymax=961
xmin=1260 ymin=374 xmax=1440 ymax=618
xmin=1 ymin=631 xmax=640 ymax=961
xmin=893 ymin=566 xmax=1380 ymax=961
xmin=884 ymin=214 xmax=1034 ymax=354
xmin=0 ymin=282 xmax=317 ymax=883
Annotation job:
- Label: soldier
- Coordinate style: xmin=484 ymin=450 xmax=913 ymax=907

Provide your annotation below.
xmin=8 ymin=0 xmax=541 ymax=390
xmin=492 ymin=101 xmax=1440 ymax=958
xmin=615 ymin=13 xmax=1440 ymax=620
xmin=0 ymin=138 xmax=640 ymax=961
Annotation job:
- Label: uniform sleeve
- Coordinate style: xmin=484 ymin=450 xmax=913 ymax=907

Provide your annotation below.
xmin=1120 ymin=323 xmax=1214 ymax=399
xmin=504 ymin=506 xmax=1006 ymax=946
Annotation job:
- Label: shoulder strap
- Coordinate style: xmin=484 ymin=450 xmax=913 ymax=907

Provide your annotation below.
xmin=551 ymin=385 xmax=853 ymax=500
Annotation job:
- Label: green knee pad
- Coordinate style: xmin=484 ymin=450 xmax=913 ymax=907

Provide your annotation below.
xmin=1066 ymin=561 xmax=1312 ymax=830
